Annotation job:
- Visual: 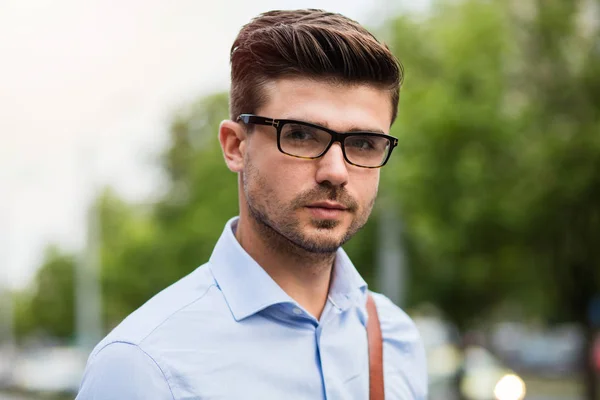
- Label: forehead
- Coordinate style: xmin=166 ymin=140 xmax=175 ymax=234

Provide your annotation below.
xmin=255 ymin=77 xmax=393 ymax=133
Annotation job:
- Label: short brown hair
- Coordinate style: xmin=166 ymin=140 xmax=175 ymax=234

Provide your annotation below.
xmin=229 ymin=9 xmax=404 ymax=124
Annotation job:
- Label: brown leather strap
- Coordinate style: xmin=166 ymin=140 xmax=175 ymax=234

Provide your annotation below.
xmin=366 ymin=293 xmax=384 ymax=400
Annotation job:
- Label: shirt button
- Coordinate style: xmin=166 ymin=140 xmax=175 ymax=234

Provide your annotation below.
xmin=293 ymin=307 xmax=303 ymax=315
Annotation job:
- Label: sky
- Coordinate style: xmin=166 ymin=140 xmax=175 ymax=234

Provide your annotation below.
xmin=0 ymin=0 xmax=429 ymax=290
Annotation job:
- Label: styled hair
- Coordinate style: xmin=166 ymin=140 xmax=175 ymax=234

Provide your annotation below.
xmin=229 ymin=9 xmax=404 ymax=124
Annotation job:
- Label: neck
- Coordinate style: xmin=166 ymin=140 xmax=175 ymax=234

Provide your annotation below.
xmin=235 ymin=213 xmax=335 ymax=320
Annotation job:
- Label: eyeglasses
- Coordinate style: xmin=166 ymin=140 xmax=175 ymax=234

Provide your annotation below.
xmin=237 ymin=114 xmax=398 ymax=168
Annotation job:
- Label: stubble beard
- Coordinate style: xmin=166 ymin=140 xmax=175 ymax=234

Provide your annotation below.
xmin=242 ymin=157 xmax=376 ymax=259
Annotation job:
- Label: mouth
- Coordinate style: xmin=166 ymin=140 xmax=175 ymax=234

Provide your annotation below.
xmin=306 ymin=201 xmax=348 ymax=210
xmin=305 ymin=201 xmax=349 ymax=219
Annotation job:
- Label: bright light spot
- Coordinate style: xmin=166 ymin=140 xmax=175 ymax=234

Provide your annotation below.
xmin=494 ymin=374 xmax=526 ymax=400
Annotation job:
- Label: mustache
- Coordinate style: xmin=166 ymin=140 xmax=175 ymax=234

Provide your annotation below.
xmin=291 ymin=184 xmax=359 ymax=212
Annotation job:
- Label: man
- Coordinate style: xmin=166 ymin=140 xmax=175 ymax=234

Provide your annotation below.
xmin=76 ymin=9 xmax=427 ymax=400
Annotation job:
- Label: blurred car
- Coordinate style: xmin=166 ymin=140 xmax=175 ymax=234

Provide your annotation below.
xmin=594 ymin=334 xmax=600 ymax=372
xmin=491 ymin=322 xmax=583 ymax=377
xmin=461 ymin=345 xmax=526 ymax=400
xmin=414 ymin=316 xmax=526 ymax=400
xmin=0 ymin=344 xmax=17 ymax=388
xmin=413 ymin=316 xmax=462 ymax=381
xmin=413 ymin=315 xmax=463 ymax=400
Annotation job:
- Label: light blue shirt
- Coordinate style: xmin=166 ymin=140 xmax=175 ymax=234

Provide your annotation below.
xmin=76 ymin=217 xmax=427 ymax=399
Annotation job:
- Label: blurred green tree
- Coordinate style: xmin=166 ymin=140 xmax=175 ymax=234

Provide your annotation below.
xmin=14 ymin=246 xmax=76 ymax=341
xmin=387 ymin=0 xmax=519 ymax=327
xmin=387 ymin=0 xmax=600 ymax=396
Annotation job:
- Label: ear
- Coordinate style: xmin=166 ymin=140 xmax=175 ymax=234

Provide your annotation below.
xmin=219 ymin=119 xmax=247 ymax=173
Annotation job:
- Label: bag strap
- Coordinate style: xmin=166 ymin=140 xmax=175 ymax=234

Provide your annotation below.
xmin=366 ymin=293 xmax=384 ymax=400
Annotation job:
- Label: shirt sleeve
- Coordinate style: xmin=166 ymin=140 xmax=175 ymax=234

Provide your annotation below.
xmin=371 ymin=292 xmax=428 ymax=400
xmin=75 ymin=341 xmax=174 ymax=400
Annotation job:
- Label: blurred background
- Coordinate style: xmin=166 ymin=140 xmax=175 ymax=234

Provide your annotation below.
xmin=1 ymin=0 xmax=599 ymax=399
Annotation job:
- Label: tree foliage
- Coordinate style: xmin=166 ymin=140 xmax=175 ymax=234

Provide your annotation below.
xmin=378 ymin=0 xmax=600 ymax=325
xmin=14 ymin=247 xmax=76 ymax=341
xmin=385 ymin=0 xmax=600 ymax=396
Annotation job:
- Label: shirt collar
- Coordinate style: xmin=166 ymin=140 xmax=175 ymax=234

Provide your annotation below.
xmin=327 ymin=244 xmax=368 ymax=311
xmin=209 ymin=216 xmax=368 ymax=321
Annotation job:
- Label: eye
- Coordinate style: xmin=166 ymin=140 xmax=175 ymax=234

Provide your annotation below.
xmin=282 ymin=125 xmax=319 ymax=141
xmin=347 ymin=136 xmax=375 ymax=150
xmin=287 ymin=129 xmax=312 ymax=140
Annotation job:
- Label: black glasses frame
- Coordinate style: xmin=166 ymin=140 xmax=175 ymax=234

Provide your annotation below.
xmin=237 ymin=114 xmax=398 ymax=168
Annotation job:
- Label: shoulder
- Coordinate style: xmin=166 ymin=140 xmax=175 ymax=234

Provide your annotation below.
xmin=370 ymin=292 xmax=423 ymax=346
xmin=76 ymin=342 xmax=174 ymax=399
xmin=88 ymin=263 xmax=228 ymax=363
xmin=369 ymin=291 xmax=428 ymax=399
xmin=80 ymin=262 xmax=238 ymax=397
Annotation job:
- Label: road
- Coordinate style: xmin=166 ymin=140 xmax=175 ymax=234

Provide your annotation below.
xmin=1 ymin=393 xmax=75 ymax=400
xmin=528 ymin=398 xmax=579 ymax=400
xmin=0 ymin=394 xmax=35 ymax=400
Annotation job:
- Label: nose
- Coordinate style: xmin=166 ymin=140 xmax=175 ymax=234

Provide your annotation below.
xmin=315 ymin=143 xmax=349 ymax=187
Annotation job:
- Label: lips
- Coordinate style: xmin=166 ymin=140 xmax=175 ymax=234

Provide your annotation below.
xmin=306 ymin=201 xmax=348 ymax=211
xmin=305 ymin=201 xmax=349 ymax=220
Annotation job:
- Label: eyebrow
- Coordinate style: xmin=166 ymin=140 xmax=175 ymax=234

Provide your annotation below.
xmin=286 ymin=117 xmax=386 ymax=134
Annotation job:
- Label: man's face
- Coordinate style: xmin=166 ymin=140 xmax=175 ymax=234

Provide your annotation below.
xmin=241 ymin=77 xmax=393 ymax=254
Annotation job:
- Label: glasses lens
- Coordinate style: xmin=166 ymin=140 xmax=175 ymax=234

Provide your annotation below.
xmin=279 ymin=123 xmax=331 ymax=158
xmin=344 ymin=135 xmax=391 ymax=167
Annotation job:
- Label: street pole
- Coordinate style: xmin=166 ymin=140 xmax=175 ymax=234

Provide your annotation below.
xmin=75 ymin=146 xmax=103 ymax=352
xmin=0 ymin=195 xmax=13 ymax=343
xmin=376 ymin=196 xmax=407 ymax=307
xmin=0 ymin=195 xmax=16 ymax=377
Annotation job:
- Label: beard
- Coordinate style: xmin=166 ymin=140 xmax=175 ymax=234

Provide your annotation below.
xmin=242 ymin=155 xmax=376 ymax=256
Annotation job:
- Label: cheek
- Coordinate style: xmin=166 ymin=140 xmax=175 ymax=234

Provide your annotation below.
xmin=248 ymin=152 xmax=306 ymax=202
xmin=271 ymin=164 xmax=309 ymax=200
xmin=351 ymin=171 xmax=380 ymax=205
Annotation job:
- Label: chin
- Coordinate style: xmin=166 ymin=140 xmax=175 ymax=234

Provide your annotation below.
xmin=306 ymin=226 xmax=347 ymax=248
xmin=297 ymin=238 xmax=343 ymax=254
xmin=310 ymin=218 xmax=341 ymax=230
